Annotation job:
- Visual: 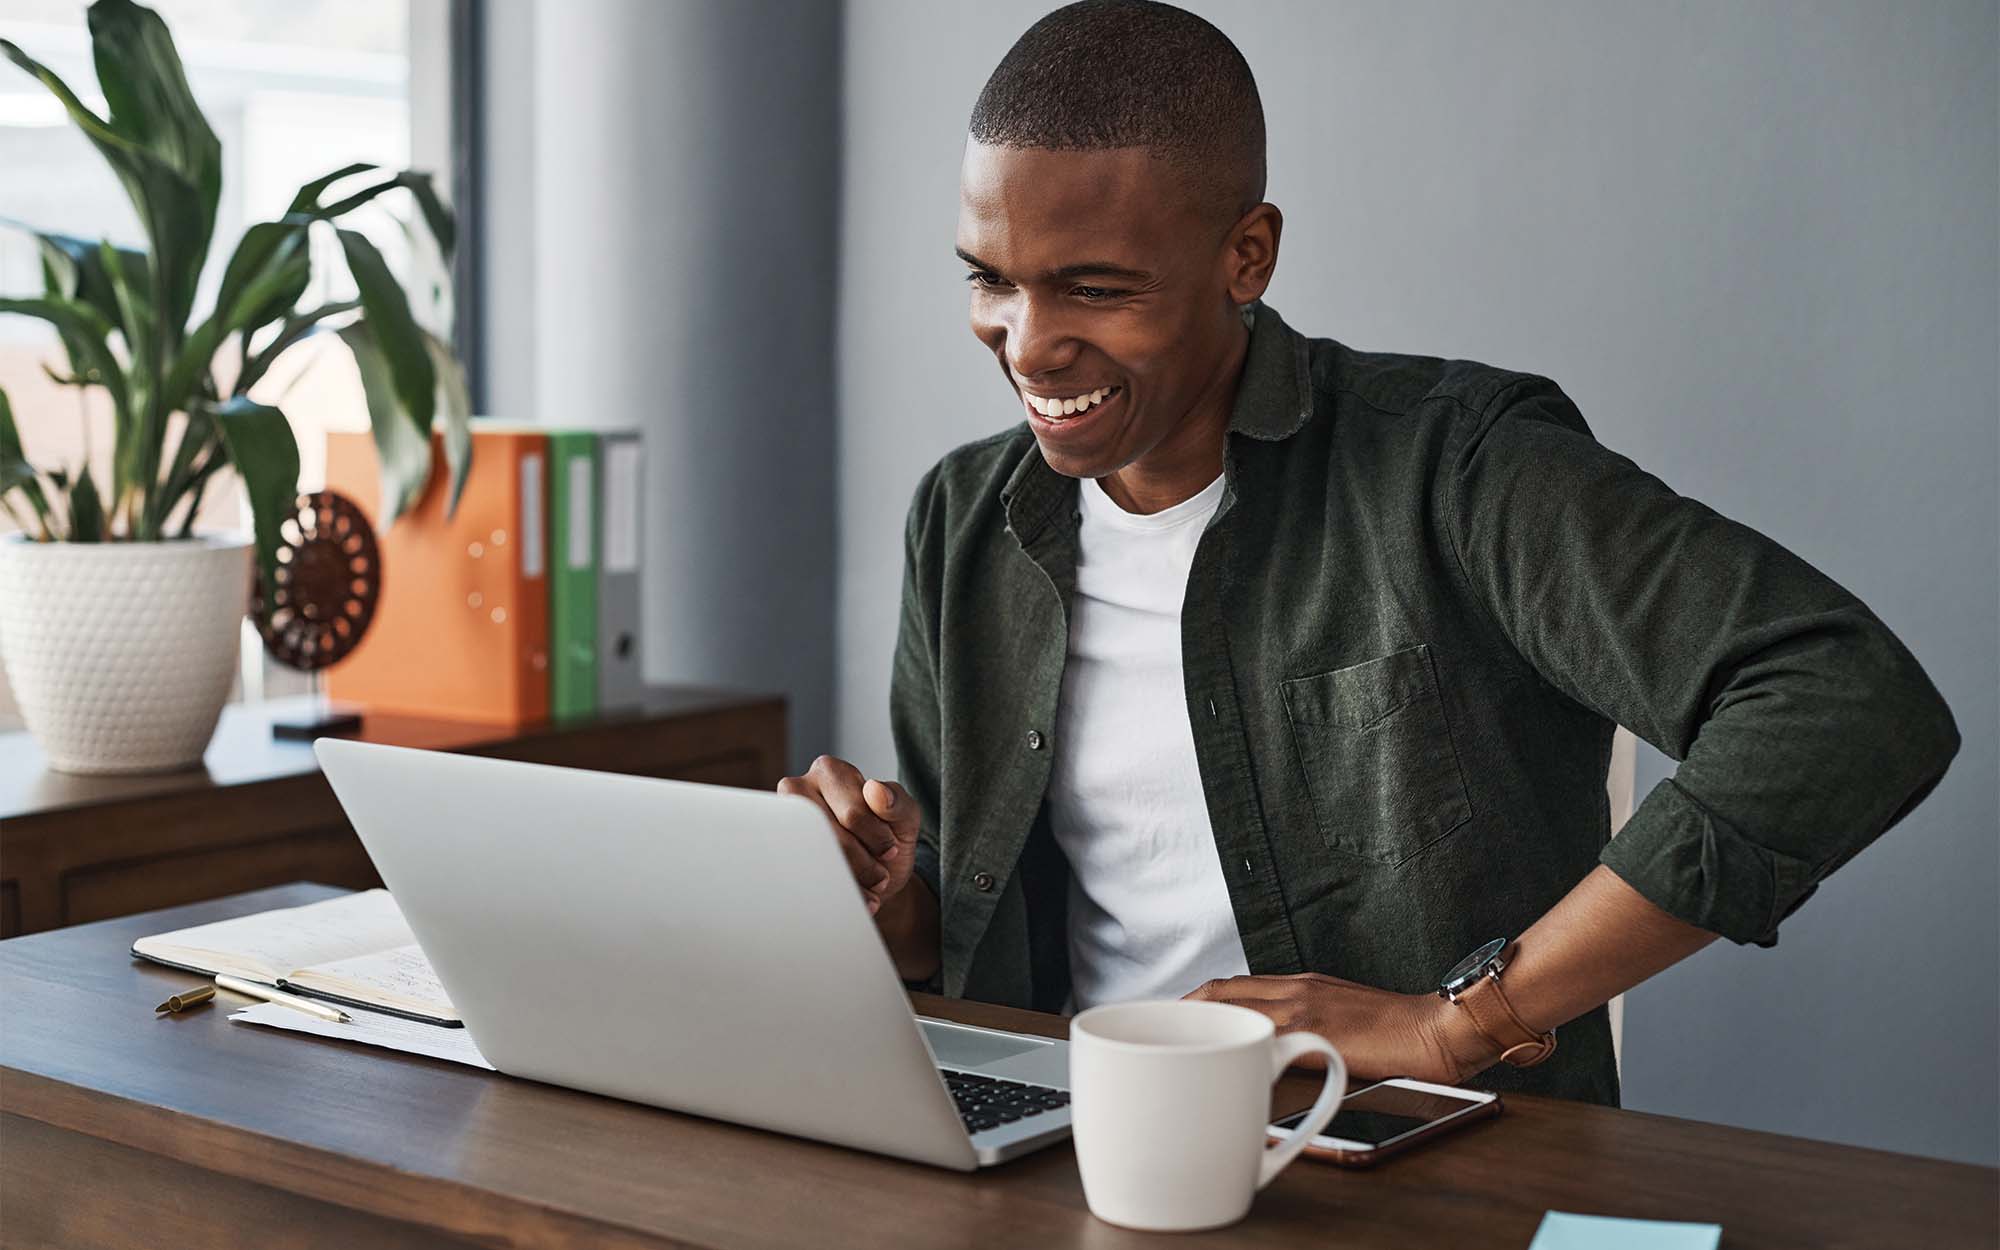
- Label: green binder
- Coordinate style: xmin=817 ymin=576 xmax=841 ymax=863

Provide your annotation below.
xmin=546 ymin=430 xmax=600 ymax=717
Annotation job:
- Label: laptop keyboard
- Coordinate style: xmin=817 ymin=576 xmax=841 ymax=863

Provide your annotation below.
xmin=941 ymin=1068 xmax=1069 ymax=1134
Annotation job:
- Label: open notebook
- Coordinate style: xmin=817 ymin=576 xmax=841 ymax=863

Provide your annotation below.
xmin=131 ymin=889 xmax=459 ymax=1027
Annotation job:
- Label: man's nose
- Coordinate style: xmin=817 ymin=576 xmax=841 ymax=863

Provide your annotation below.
xmin=1004 ymin=298 xmax=1081 ymax=381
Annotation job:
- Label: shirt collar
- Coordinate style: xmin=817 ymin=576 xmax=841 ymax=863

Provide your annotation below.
xmin=1227 ymin=299 xmax=1317 ymax=442
xmin=1001 ymin=299 xmax=1315 ymax=538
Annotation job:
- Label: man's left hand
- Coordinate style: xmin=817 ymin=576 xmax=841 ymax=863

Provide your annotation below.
xmin=1182 ymin=972 xmax=1497 ymax=1085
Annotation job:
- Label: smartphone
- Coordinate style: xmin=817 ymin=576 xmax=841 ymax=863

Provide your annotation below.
xmin=1267 ymin=1077 xmax=1500 ymax=1166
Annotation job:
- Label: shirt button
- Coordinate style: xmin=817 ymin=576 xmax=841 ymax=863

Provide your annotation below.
xmin=1026 ymin=729 xmax=1044 ymax=751
xmin=973 ymin=872 xmax=996 ymax=892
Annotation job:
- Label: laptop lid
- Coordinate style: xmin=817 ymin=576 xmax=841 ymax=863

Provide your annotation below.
xmin=313 ymin=739 xmax=980 ymax=1171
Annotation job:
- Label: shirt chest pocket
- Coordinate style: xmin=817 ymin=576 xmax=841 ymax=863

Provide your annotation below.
xmin=1279 ymin=643 xmax=1474 ymax=867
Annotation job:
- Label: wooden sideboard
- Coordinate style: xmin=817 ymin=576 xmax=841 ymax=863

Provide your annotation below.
xmin=0 ymin=687 xmax=786 ymax=938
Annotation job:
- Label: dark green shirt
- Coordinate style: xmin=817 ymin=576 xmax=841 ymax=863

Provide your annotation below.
xmin=892 ymin=301 xmax=1959 ymax=1103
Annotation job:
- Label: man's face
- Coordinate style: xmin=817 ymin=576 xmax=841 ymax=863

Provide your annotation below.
xmin=956 ymin=141 xmax=1260 ymax=482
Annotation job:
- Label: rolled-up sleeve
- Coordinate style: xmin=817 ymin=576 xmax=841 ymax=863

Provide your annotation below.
xmin=1445 ymin=376 xmax=1961 ymax=946
xmin=890 ymin=466 xmax=946 ymax=990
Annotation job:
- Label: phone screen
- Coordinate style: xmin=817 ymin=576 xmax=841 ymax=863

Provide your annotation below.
xmin=1273 ymin=1083 xmax=1485 ymax=1148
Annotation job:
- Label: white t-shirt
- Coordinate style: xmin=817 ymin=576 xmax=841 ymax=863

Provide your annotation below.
xmin=1049 ymin=470 xmax=1250 ymax=1012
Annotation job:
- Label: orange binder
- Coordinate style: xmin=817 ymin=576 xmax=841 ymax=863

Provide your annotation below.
xmin=323 ymin=428 xmax=551 ymax=723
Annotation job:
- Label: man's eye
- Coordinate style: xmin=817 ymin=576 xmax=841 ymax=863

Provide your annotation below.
xmin=1074 ymin=286 xmax=1125 ymax=301
xmin=964 ymin=271 xmax=1008 ymax=290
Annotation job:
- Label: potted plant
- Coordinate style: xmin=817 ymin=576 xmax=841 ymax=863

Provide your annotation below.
xmin=0 ymin=0 xmax=470 ymax=774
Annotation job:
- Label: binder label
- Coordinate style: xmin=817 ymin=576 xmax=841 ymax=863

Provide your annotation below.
xmin=568 ymin=455 xmax=594 ymax=570
xmin=604 ymin=440 xmax=641 ymax=574
xmin=520 ymin=453 xmax=545 ymax=578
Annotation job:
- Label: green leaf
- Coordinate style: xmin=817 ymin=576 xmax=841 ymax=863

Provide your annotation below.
xmin=1 ymin=294 xmax=145 ymax=521
xmin=86 ymin=0 xmax=220 ymax=265
xmin=337 ymin=229 xmax=435 ymax=441
xmin=172 ymin=455 xmax=223 ymax=538
xmin=206 ymin=396 xmax=299 ymax=589
xmin=320 ymin=172 xmax=455 ymax=261
xmin=96 ymin=236 xmax=153 ymax=362
xmin=88 ymin=0 xmax=222 ymax=173
xmin=9 ymin=224 xmax=144 ymax=400
xmin=214 ymin=220 xmax=310 ymax=334
xmin=423 ymin=330 xmax=473 ymax=517
xmin=155 ymin=399 xmax=216 ymax=524
xmin=393 ymin=172 xmax=454 ymax=263
xmin=17 ymin=225 xmax=151 ymax=331
xmin=164 ymin=220 xmax=311 ymax=412
xmin=290 ymin=164 xmax=453 ymax=259
xmin=338 ymin=321 xmax=432 ymax=528
xmin=0 ymin=296 xmax=132 ymax=427
xmin=1 ymin=37 xmax=137 ymax=154
xmin=235 ymin=298 xmax=361 ymax=397
xmin=289 ymin=161 xmax=377 ymax=214
xmin=0 ymin=387 xmax=33 ymax=490
xmin=0 ymin=388 xmax=57 ymax=537
xmin=67 ymin=464 xmax=106 ymax=541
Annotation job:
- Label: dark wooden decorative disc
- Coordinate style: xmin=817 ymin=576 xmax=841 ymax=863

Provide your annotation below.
xmin=252 ymin=490 xmax=381 ymax=672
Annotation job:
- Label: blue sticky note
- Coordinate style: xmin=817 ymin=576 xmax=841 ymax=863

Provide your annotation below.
xmin=1527 ymin=1210 xmax=1723 ymax=1250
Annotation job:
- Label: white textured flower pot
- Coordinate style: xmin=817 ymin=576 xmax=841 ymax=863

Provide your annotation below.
xmin=0 ymin=534 xmax=253 ymax=775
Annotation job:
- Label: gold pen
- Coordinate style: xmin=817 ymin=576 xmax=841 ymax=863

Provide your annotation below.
xmin=214 ymin=973 xmax=351 ymax=1023
xmin=155 ymin=983 xmax=216 ymax=1014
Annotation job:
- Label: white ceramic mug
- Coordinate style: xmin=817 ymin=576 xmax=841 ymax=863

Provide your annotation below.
xmin=1068 ymin=999 xmax=1348 ymax=1231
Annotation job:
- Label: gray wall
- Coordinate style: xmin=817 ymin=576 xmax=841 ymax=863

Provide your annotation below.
xmin=837 ymin=1 xmax=1998 ymax=1164
xmin=481 ymin=0 xmax=840 ymax=770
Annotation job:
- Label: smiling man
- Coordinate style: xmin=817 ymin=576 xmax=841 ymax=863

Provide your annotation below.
xmin=779 ymin=0 xmax=1959 ymax=1103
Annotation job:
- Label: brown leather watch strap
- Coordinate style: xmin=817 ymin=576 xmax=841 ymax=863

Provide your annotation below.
xmin=1452 ymin=954 xmax=1557 ymax=1068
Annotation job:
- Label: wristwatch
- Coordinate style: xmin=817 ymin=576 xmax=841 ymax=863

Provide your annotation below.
xmin=1437 ymin=938 xmax=1557 ymax=1068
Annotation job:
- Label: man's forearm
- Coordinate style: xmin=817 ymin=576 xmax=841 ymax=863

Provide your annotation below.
xmin=1186 ymin=863 xmax=1722 ymax=1083
xmin=1439 ymin=864 xmax=1718 ymax=1067
xmin=878 ymin=876 xmax=942 ymax=983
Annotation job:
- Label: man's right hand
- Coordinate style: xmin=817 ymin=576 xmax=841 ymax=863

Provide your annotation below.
xmin=777 ymin=755 xmax=921 ymax=916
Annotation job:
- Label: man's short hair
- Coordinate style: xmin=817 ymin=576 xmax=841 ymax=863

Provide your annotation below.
xmin=968 ymin=0 xmax=1267 ymax=231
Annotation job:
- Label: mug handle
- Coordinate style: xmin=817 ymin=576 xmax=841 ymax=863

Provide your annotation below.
xmin=1257 ymin=1031 xmax=1348 ymax=1190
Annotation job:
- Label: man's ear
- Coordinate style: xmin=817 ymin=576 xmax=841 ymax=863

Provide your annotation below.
xmin=1224 ymin=202 xmax=1282 ymax=306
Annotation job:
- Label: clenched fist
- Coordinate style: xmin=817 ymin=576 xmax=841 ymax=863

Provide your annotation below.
xmin=777 ymin=755 xmax=922 ymax=916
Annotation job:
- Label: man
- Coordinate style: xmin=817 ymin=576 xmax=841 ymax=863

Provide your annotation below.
xmin=779 ymin=0 xmax=1958 ymax=1103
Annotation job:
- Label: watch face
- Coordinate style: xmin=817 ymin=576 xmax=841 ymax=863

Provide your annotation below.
xmin=1441 ymin=937 xmax=1509 ymax=992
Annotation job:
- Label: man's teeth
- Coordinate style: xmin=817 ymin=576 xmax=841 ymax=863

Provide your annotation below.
xmin=1028 ymin=387 xmax=1116 ymax=418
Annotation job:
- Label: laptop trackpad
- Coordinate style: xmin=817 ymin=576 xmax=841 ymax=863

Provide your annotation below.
xmin=919 ymin=1018 xmax=1047 ymax=1069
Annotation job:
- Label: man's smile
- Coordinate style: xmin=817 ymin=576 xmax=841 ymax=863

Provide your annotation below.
xmin=1021 ymin=384 xmax=1125 ymax=437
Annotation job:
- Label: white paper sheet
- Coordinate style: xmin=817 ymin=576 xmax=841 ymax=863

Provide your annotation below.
xmin=230 ymin=1002 xmax=494 ymax=1070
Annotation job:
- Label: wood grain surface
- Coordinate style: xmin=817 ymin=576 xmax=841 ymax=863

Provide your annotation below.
xmin=2 ymin=885 xmax=1993 ymax=1250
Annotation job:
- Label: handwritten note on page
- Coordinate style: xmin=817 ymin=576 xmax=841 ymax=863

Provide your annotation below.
xmin=132 ymin=889 xmax=415 ymax=984
xmin=283 ymin=943 xmax=458 ymax=1021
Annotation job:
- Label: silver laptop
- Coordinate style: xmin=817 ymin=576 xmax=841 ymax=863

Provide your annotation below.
xmin=313 ymin=738 xmax=1070 ymax=1171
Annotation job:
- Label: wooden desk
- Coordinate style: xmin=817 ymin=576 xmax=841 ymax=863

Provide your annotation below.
xmin=0 ymin=689 xmax=786 ymax=938
xmin=2 ymin=886 xmax=1992 ymax=1249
